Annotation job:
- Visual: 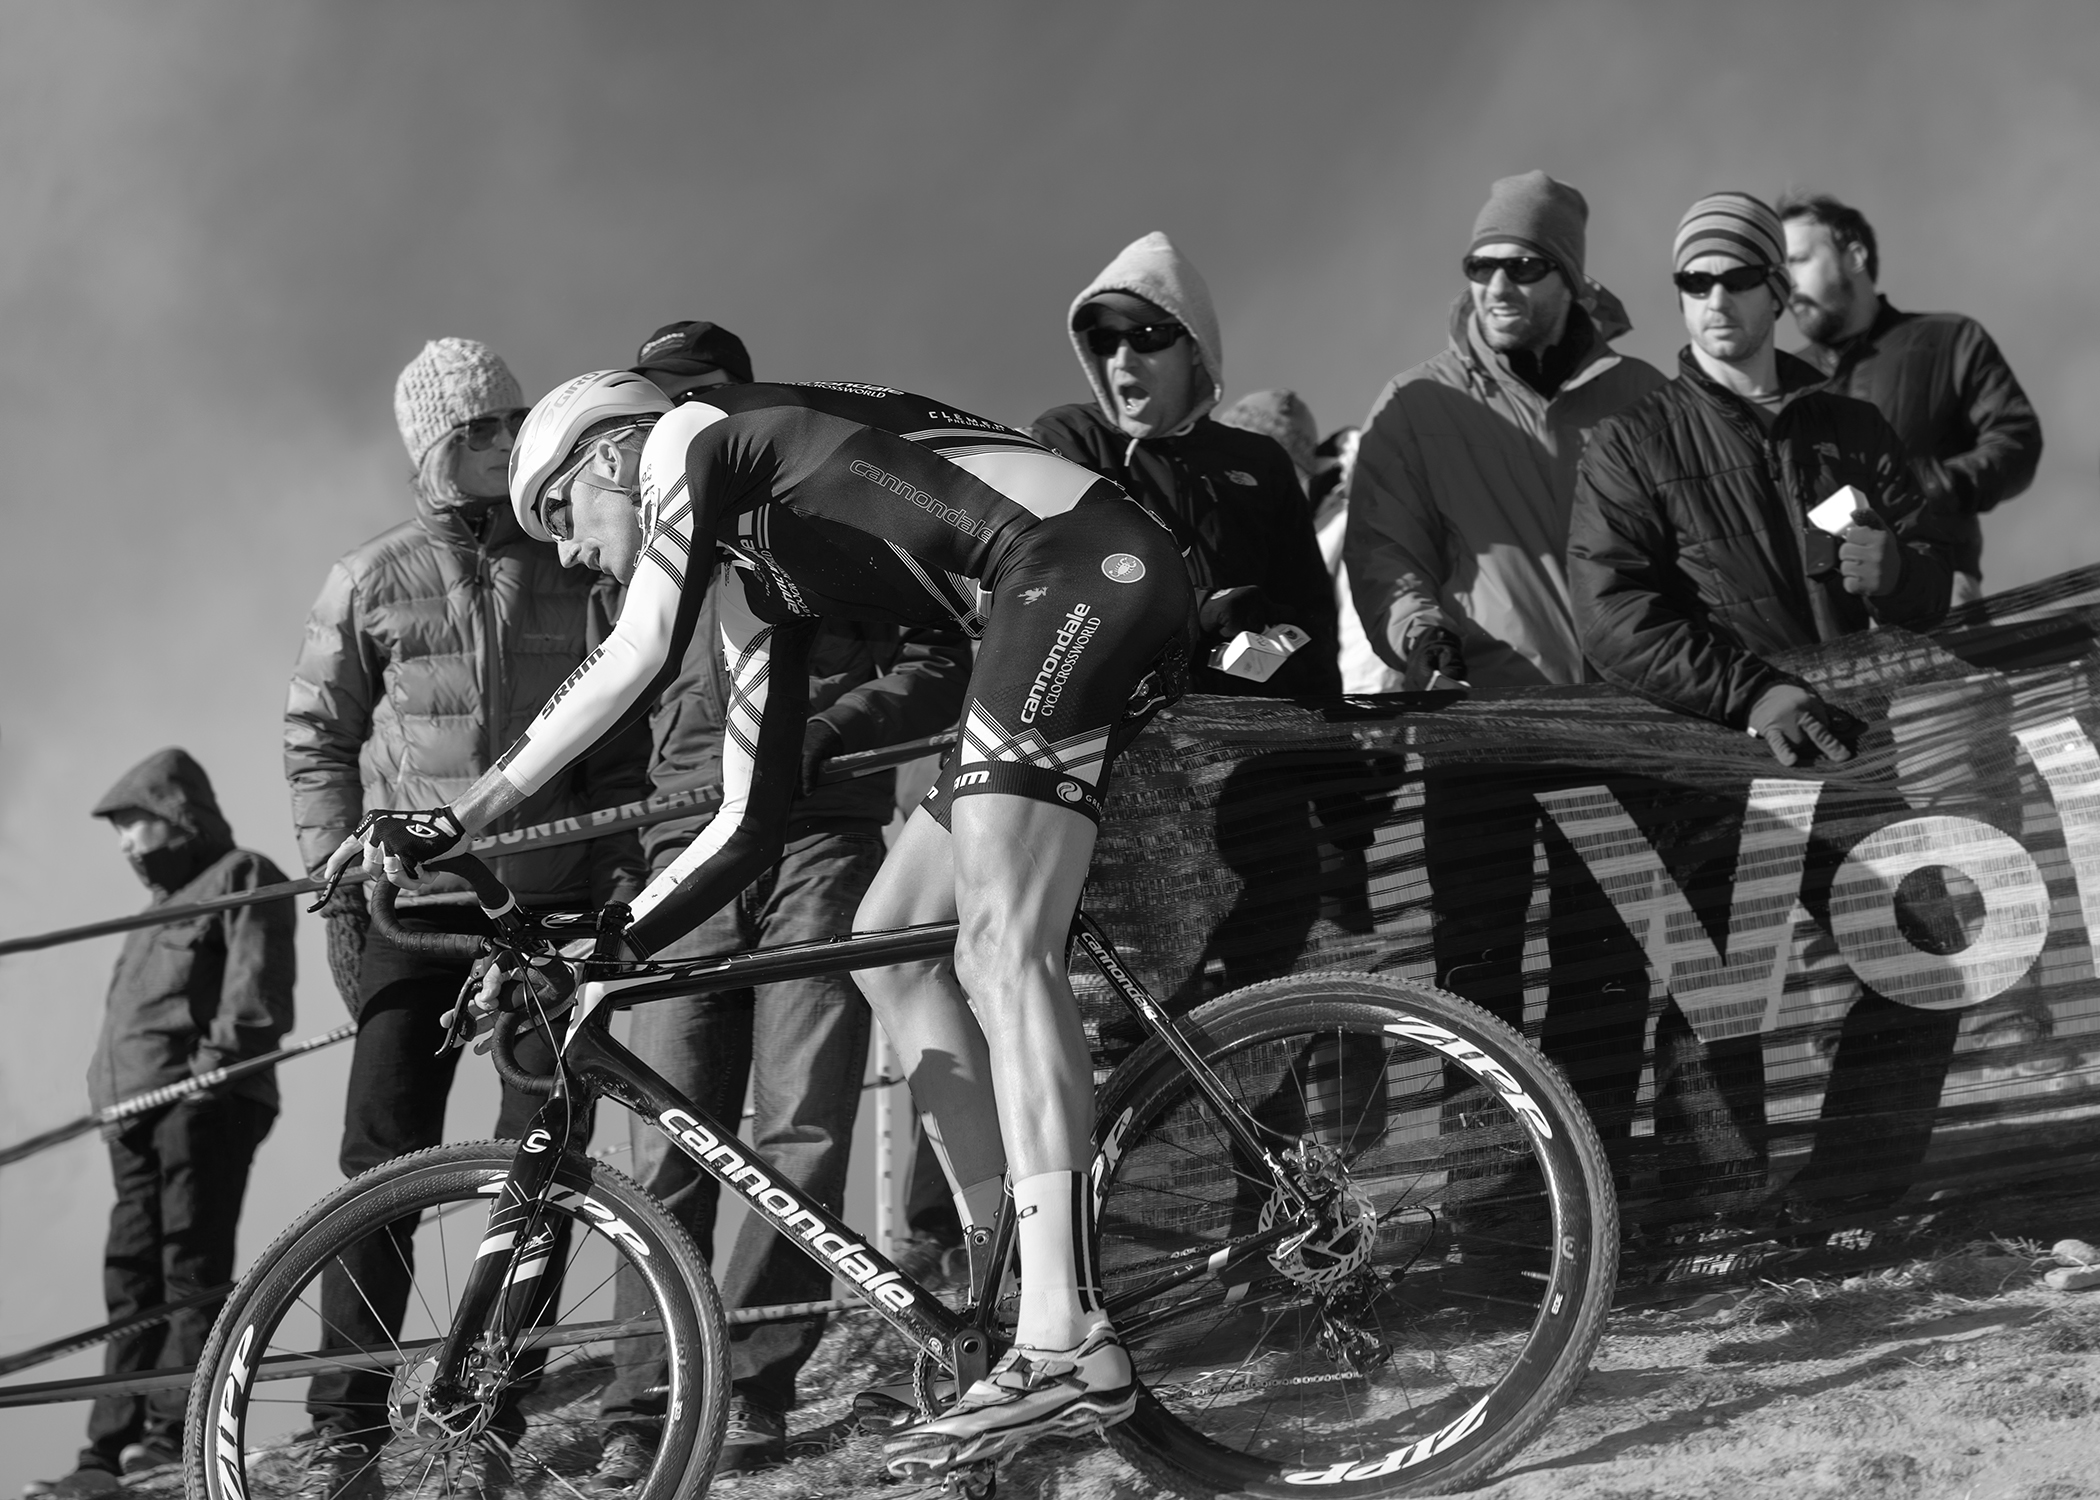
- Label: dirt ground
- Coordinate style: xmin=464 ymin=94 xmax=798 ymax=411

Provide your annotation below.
xmin=145 ymin=1231 xmax=2100 ymax=1500
xmin=686 ymin=1237 xmax=2100 ymax=1500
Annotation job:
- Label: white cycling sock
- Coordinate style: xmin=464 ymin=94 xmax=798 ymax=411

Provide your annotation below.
xmin=1012 ymin=1169 xmax=1105 ymax=1349
xmin=954 ymin=1175 xmax=1007 ymax=1234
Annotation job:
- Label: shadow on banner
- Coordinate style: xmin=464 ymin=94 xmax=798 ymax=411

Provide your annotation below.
xmin=1079 ymin=565 xmax=2100 ymax=1248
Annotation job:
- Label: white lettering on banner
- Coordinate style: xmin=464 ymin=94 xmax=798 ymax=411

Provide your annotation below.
xmin=1536 ymin=779 xmax=1822 ymax=1042
xmin=1827 ymin=816 xmax=2049 ymax=1009
xmin=2018 ymin=718 xmax=2100 ymax=956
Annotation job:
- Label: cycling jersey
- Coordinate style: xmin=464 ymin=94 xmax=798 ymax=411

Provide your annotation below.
xmin=493 ymin=383 xmax=1193 ymax=956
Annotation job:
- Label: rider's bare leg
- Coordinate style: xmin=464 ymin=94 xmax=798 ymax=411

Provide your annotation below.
xmin=858 ymin=791 xmax=1106 ymax=1348
xmin=945 ymin=793 xmax=1097 ymax=1180
xmin=853 ymin=807 xmax=1006 ymax=1192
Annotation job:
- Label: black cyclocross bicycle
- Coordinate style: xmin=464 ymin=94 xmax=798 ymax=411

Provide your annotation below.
xmin=185 ymin=852 xmax=1616 ymax=1500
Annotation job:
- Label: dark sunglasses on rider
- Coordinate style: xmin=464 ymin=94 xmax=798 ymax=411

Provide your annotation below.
xmin=1461 ymin=254 xmax=1557 ymax=286
xmin=1083 ymin=321 xmax=1189 ymax=358
xmin=1674 ymin=265 xmax=1772 ymax=297
xmin=456 ymin=410 xmax=526 ymax=451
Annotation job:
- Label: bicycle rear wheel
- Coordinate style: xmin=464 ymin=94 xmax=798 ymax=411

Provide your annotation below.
xmin=185 ymin=1141 xmax=727 ymax=1500
xmin=1094 ymin=973 xmax=1616 ymax=1499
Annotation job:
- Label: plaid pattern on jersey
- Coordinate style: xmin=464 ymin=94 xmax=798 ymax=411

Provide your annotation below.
xmin=958 ymin=702 xmax=1111 ymax=788
xmin=641 ymin=480 xmax=693 ymax=591
xmin=723 ymin=627 xmax=775 ymax=761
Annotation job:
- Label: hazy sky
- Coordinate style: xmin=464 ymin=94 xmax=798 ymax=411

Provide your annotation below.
xmin=4 ymin=0 xmax=2100 ymax=1481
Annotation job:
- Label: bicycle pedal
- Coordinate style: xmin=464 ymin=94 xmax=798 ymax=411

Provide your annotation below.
xmin=944 ymin=1459 xmax=998 ymax=1500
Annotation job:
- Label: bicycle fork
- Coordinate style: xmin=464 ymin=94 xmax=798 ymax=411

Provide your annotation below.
xmin=405 ymin=1093 xmax=585 ymax=1440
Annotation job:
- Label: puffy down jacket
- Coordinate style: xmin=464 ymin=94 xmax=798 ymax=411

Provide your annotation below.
xmin=285 ymin=488 xmax=649 ymax=906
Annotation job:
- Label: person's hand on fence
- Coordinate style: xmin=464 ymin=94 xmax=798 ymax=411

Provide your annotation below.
xmin=1748 ymin=682 xmax=1854 ymax=766
xmin=1403 ymin=626 xmax=1468 ymax=690
xmin=800 ymin=718 xmax=845 ymax=796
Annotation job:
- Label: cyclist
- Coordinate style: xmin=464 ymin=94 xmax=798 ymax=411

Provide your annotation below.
xmin=322 ymin=370 xmax=1195 ymax=1476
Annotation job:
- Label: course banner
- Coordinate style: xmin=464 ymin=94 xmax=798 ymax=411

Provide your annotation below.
xmin=1081 ymin=566 xmax=2100 ymax=1233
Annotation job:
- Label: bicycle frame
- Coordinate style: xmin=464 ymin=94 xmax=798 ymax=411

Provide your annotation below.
xmin=422 ymin=906 xmax=1314 ymax=1419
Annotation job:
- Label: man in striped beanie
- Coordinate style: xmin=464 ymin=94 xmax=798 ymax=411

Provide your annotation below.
xmin=1565 ymin=189 xmax=1963 ymax=1231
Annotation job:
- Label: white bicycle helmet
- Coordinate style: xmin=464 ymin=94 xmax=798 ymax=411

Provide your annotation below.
xmin=509 ymin=369 xmax=673 ymax=543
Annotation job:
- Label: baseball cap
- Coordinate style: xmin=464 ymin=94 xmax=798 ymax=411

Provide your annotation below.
xmin=632 ymin=320 xmax=754 ymax=385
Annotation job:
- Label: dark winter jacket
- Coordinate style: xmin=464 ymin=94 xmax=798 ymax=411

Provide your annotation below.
xmin=1029 ymin=403 xmax=1342 ymax=698
xmin=88 ymin=749 xmax=295 ymax=1116
xmin=1798 ymin=297 xmax=2041 ymax=578
xmin=1569 ymin=348 xmax=1961 ymax=728
xmin=285 ymin=487 xmax=649 ymax=908
xmin=644 ymin=566 xmax=972 ymax=865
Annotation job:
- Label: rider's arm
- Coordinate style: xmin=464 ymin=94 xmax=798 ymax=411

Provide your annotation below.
xmin=446 ymin=550 xmax=686 ymax=834
xmin=623 ymin=583 xmax=814 ymax=956
xmin=448 ymin=407 xmax=735 ymax=836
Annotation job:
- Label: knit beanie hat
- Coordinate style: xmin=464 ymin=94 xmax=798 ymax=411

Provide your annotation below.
xmin=393 ymin=338 xmax=527 ymax=468
xmin=1470 ymin=171 xmax=1587 ymax=286
xmin=1673 ymin=192 xmax=1787 ymax=295
xmin=1217 ymin=389 xmax=1319 ymax=478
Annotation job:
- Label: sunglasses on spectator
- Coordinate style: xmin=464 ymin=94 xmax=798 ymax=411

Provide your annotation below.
xmin=1083 ymin=322 xmax=1188 ymax=358
xmin=1462 ymin=255 xmax=1557 ymax=286
xmin=455 ymin=410 xmax=525 ymax=450
xmin=1674 ymin=265 xmax=1771 ymax=297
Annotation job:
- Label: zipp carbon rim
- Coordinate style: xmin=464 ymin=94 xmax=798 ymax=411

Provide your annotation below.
xmin=184 ymin=1142 xmax=728 ymax=1500
xmin=1092 ymin=974 xmax=1617 ymax=1498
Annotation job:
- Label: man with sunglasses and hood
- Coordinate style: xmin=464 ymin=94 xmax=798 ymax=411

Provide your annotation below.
xmin=283 ymin=338 xmax=648 ymax=1496
xmin=1569 ymin=192 xmax=1961 ymax=1228
xmin=1031 ymin=231 xmax=1339 ymax=699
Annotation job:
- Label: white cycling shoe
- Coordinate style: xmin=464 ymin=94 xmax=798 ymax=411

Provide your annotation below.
xmin=884 ymin=1323 xmax=1137 ymax=1477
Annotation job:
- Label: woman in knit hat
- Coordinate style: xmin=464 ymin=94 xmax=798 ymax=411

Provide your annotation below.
xmin=282 ymin=339 xmax=650 ymax=1495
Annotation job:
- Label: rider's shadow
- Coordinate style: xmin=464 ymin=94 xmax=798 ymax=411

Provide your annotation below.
xmin=1170 ymin=747 xmax=1411 ymax=1012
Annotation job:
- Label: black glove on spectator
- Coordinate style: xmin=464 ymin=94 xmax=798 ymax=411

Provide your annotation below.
xmin=1748 ymin=683 xmax=1854 ymax=767
xmin=800 ymin=718 xmax=846 ymax=796
xmin=1403 ymin=626 xmax=1468 ymax=691
xmin=1198 ymin=585 xmax=1283 ymax=638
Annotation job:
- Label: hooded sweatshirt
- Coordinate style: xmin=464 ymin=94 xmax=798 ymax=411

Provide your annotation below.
xmin=1032 ymin=232 xmax=1340 ymax=698
xmin=285 ymin=482 xmax=650 ymax=907
xmin=1346 ymin=287 xmax=1667 ymax=689
xmin=88 ymin=749 xmax=296 ymax=1115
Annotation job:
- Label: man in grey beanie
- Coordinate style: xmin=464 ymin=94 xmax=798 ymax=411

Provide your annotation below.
xmin=1340 ymin=174 xmax=1667 ymax=1169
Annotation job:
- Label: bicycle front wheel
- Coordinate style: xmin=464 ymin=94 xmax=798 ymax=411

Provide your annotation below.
xmin=1095 ymin=973 xmax=1616 ymax=1499
xmin=185 ymin=1141 xmax=728 ymax=1500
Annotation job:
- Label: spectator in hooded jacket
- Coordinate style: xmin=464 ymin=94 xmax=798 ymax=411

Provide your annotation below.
xmin=25 ymin=750 xmax=293 ymax=1500
xmin=1570 ymin=192 xmax=1961 ymax=1219
xmin=583 ymin=322 xmax=971 ymax=1486
xmin=1781 ymin=192 xmax=2043 ymax=603
xmin=283 ymin=338 xmax=649 ymax=1493
xmin=1340 ymin=174 xmax=1664 ymax=1159
xmin=1031 ymin=232 xmax=1340 ymax=699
